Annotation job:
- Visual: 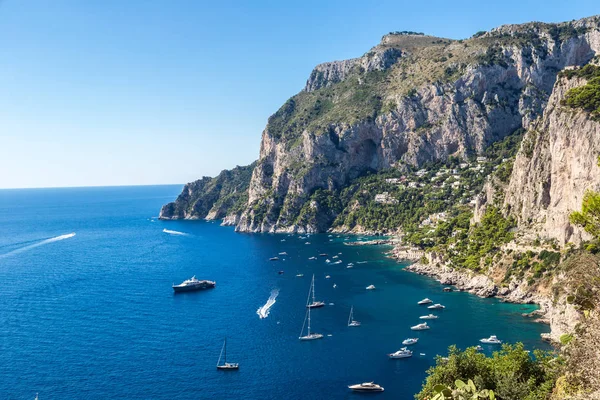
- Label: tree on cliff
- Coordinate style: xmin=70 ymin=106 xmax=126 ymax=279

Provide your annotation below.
xmin=570 ymin=190 xmax=600 ymax=242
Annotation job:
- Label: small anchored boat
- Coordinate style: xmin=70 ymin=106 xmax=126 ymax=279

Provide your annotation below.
xmin=348 ymin=306 xmax=361 ymax=327
xmin=419 ymin=314 xmax=439 ymax=320
xmin=402 ymin=338 xmax=418 ymax=345
xmin=216 ymin=338 xmax=239 ymax=370
xmin=411 ymin=322 xmax=430 ymax=331
xmin=427 ymin=303 xmax=445 ymax=310
xmin=366 ymin=285 xmax=376 ymax=290
xmin=480 ymin=335 xmax=502 ymax=344
xmin=417 ymin=298 xmax=433 ymax=305
xmin=388 ymin=347 xmax=413 ymax=359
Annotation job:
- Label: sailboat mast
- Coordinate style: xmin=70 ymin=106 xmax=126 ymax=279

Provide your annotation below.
xmin=307 ymin=302 xmax=311 ymax=335
xmin=312 ymin=274 xmax=316 ymax=304
xmin=224 ymin=338 xmax=227 ymax=364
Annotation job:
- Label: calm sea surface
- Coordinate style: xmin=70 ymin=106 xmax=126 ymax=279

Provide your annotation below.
xmin=0 ymin=186 xmax=550 ymax=399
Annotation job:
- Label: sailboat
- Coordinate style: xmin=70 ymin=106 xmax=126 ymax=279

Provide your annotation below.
xmin=299 ymin=276 xmax=324 ymax=340
xmin=216 ymin=338 xmax=239 ymax=370
xmin=299 ymin=303 xmax=324 ymax=340
xmin=306 ymin=274 xmax=325 ymax=308
xmin=348 ymin=306 xmax=361 ymax=327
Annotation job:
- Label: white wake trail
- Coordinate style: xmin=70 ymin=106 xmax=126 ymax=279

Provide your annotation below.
xmin=257 ymin=289 xmax=280 ymax=319
xmin=162 ymin=229 xmax=189 ymax=236
xmin=0 ymin=233 xmax=76 ymax=259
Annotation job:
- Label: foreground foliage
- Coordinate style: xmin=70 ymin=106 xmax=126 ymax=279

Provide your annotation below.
xmin=417 ymin=344 xmax=561 ymax=400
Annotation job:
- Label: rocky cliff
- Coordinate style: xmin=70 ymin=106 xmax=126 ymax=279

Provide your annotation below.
xmin=503 ymin=68 xmax=600 ymax=246
xmin=159 ymin=163 xmax=255 ymax=221
xmin=235 ymin=16 xmax=600 ymax=233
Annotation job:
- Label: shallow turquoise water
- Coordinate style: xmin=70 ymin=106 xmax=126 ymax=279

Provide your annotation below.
xmin=0 ymin=186 xmax=550 ymax=399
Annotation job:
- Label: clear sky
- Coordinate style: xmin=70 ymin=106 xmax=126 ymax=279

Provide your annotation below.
xmin=1 ymin=0 xmax=598 ymax=188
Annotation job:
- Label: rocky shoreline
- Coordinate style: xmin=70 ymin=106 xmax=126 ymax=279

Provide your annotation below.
xmin=399 ymin=261 xmax=580 ymax=344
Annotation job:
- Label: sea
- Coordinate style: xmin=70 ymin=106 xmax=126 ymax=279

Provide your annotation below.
xmin=0 ymin=185 xmax=551 ymax=400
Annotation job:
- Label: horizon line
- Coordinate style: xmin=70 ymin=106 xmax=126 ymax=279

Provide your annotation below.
xmin=0 ymin=183 xmax=185 ymax=191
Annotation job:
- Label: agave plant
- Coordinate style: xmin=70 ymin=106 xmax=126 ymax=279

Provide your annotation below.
xmin=431 ymin=379 xmax=496 ymax=400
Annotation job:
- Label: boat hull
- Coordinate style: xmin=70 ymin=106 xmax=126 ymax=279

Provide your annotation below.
xmin=172 ymin=282 xmax=215 ymax=293
xmin=307 ymin=302 xmax=325 ymax=309
xmin=299 ymin=334 xmax=323 ymax=341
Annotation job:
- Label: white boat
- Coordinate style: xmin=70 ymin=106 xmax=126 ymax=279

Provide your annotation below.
xmin=296 ymin=274 xmax=304 ymax=277
xmin=419 ymin=314 xmax=439 ymax=320
xmin=308 ymin=256 xmax=317 ymax=260
xmin=306 ymin=274 xmax=325 ymax=308
xmin=279 ymin=252 xmax=288 ymax=255
xmin=417 ymin=298 xmax=433 ymax=305
xmin=427 ymin=303 xmax=445 ymax=309
xmin=348 ymin=306 xmax=361 ymax=327
xmin=216 ymin=338 xmax=239 ymax=370
xmin=480 ymin=335 xmax=502 ymax=344
xmin=325 ymin=275 xmax=331 ymax=279
xmin=332 ymin=255 xmax=339 ymax=259
xmin=388 ymin=347 xmax=413 ymax=359
xmin=475 ymin=345 xmax=484 ymax=351
xmin=299 ymin=296 xmax=324 ymax=341
xmin=366 ymin=285 xmax=376 ymax=290
xmin=402 ymin=338 xmax=418 ymax=345
xmin=347 ymin=263 xmax=354 ymax=266
xmin=332 ymin=260 xmax=342 ymax=265
xmin=325 ymin=259 xmax=331 ymax=263
xmin=346 ymin=265 xmax=353 ymax=269
xmin=411 ymin=322 xmax=430 ymax=330
xmin=305 ymin=242 xmax=311 ymax=245
xmin=333 ymin=283 xmax=337 ymax=288
xmin=348 ymin=382 xmax=384 ymax=392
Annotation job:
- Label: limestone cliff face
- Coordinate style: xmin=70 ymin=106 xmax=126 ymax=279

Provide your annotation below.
xmin=236 ymin=17 xmax=600 ymax=233
xmin=159 ymin=163 xmax=255 ymax=221
xmin=504 ymin=72 xmax=600 ymax=245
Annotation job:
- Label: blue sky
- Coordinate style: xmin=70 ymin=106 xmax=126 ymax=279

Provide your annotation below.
xmin=0 ymin=0 xmax=598 ymax=188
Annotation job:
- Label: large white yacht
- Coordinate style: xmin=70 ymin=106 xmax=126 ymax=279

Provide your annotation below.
xmin=417 ymin=298 xmax=433 ymax=305
xmin=388 ymin=347 xmax=413 ymax=359
xmin=348 ymin=382 xmax=385 ymax=392
xmin=419 ymin=314 xmax=439 ymax=320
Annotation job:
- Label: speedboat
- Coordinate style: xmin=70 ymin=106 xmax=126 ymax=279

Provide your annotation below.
xmin=172 ymin=276 xmax=216 ymax=293
xmin=480 ymin=335 xmax=502 ymax=344
xmin=319 ymin=253 xmax=328 ymax=257
xmin=348 ymin=382 xmax=384 ymax=392
xmin=279 ymin=252 xmax=288 ymax=255
xmin=332 ymin=260 xmax=342 ymax=265
xmin=308 ymin=256 xmax=317 ymax=260
xmin=402 ymin=338 xmax=418 ymax=345
xmin=417 ymin=298 xmax=433 ymax=305
xmin=347 ymin=265 xmax=353 ymax=269
xmin=411 ymin=322 xmax=430 ymax=331
xmin=325 ymin=259 xmax=331 ymax=263
xmin=427 ymin=303 xmax=445 ymax=309
xmin=269 ymin=257 xmax=279 ymax=261
xmin=366 ymin=285 xmax=376 ymax=290
xmin=332 ymin=255 xmax=339 ymax=259
xmin=475 ymin=345 xmax=484 ymax=351
xmin=296 ymin=274 xmax=304 ymax=277
xmin=305 ymin=242 xmax=311 ymax=245
xmin=388 ymin=347 xmax=413 ymax=359
xmin=419 ymin=314 xmax=439 ymax=320
xmin=325 ymin=275 xmax=331 ymax=279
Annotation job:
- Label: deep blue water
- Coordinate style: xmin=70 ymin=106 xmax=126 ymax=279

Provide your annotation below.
xmin=0 ymin=186 xmax=551 ymax=399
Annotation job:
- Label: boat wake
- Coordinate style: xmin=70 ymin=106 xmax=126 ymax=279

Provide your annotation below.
xmin=162 ymin=229 xmax=189 ymax=236
xmin=0 ymin=233 xmax=76 ymax=259
xmin=257 ymin=289 xmax=279 ymax=319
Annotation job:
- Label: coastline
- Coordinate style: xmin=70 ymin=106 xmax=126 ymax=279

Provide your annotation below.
xmin=390 ymin=250 xmax=580 ymax=345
